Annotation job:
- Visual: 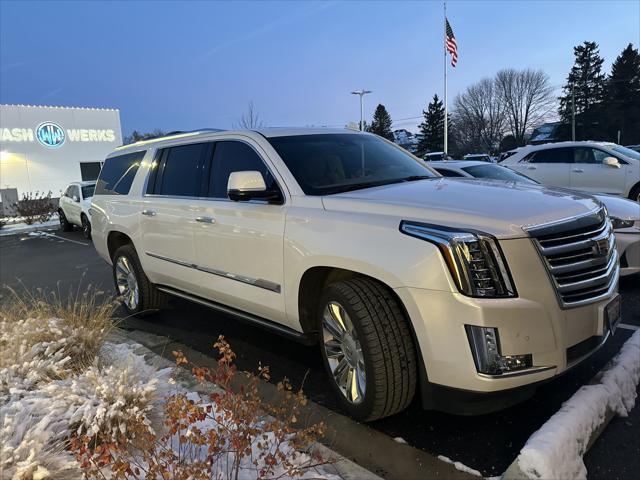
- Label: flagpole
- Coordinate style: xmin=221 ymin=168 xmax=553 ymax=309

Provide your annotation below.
xmin=443 ymin=1 xmax=448 ymax=156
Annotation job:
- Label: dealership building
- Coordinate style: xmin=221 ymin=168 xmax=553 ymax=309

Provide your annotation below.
xmin=0 ymin=104 xmax=122 ymax=205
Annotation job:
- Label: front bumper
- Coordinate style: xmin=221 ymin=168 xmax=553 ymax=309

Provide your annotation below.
xmin=395 ymin=237 xmax=618 ymax=395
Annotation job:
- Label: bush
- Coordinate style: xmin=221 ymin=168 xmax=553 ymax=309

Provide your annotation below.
xmin=12 ymin=191 xmax=56 ymax=225
xmin=72 ymin=336 xmax=330 ymax=480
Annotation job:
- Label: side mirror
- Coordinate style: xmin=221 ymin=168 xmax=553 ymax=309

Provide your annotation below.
xmin=227 ymin=171 xmax=281 ymax=202
xmin=603 ymin=157 xmax=620 ymax=168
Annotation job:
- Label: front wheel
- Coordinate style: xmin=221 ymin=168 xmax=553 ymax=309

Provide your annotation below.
xmin=112 ymin=245 xmax=166 ymax=316
xmin=318 ymin=278 xmax=417 ymax=421
xmin=629 ymin=184 xmax=640 ymax=203
xmin=81 ymin=214 xmax=92 ymax=240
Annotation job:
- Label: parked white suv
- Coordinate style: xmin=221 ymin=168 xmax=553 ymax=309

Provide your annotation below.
xmin=59 ymin=181 xmax=95 ymax=239
xmin=501 ymin=141 xmax=640 ymax=201
xmin=91 ymin=129 xmax=621 ymax=420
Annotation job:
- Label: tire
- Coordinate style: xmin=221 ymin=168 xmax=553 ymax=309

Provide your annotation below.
xmin=81 ymin=214 xmax=92 ymax=240
xmin=629 ymin=183 xmax=640 ymax=203
xmin=318 ymin=277 xmax=417 ymax=421
xmin=58 ymin=209 xmax=73 ymax=232
xmin=112 ymin=244 xmax=166 ymax=316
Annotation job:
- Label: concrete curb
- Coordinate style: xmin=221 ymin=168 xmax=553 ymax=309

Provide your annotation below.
xmin=116 ymin=328 xmax=478 ymax=480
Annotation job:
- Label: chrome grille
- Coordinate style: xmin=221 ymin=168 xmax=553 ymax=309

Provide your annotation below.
xmin=526 ymin=208 xmax=618 ymax=308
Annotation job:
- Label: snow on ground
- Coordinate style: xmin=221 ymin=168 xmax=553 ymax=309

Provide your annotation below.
xmin=437 ymin=455 xmax=482 ymax=477
xmin=0 ymin=318 xmax=340 ymax=479
xmin=0 ymin=217 xmax=59 ymax=236
xmin=516 ymin=330 xmax=640 ymax=480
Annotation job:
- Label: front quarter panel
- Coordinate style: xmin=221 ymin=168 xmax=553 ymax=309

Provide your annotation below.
xmin=283 ymin=202 xmax=456 ymax=325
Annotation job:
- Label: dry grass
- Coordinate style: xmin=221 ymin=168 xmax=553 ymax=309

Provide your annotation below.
xmin=0 ymin=285 xmax=118 ymax=375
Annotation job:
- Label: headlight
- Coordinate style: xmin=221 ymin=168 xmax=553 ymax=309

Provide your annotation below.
xmin=400 ymin=221 xmax=516 ymax=298
xmin=610 ymin=217 xmax=635 ymax=229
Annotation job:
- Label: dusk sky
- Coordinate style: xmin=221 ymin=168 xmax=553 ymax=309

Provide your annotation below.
xmin=1 ymin=1 xmax=638 ymax=136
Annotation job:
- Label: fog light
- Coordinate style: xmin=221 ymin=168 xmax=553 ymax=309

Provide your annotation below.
xmin=466 ymin=326 xmax=532 ymax=375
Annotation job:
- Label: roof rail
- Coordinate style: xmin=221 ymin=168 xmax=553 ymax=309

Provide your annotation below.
xmin=115 ymin=128 xmax=226 ymax=150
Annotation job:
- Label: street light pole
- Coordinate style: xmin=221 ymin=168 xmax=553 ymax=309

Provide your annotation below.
xmin=571 ymin=82 xmax=576 ymax=141
xmin=351 ymin=89 xmax=372 ymax=131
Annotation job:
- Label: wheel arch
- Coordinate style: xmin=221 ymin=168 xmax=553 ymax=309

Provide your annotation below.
xmin=107 ymin=231 xmax=135 ymax=260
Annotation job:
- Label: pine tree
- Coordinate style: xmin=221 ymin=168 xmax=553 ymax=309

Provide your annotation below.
xmin=417 ymin=94 xmax=445 ymax=155
xmin=368 ymin=104 xmax=394 ymax=141
xmin=604 ymin=43 xmax=640 ymax=144
xmin=559 ymin=41 xmax=607 ymax=139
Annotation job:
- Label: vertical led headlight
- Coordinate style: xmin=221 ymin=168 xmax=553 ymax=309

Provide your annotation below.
xmin=400 ymin=221 xmax=516 ymax=298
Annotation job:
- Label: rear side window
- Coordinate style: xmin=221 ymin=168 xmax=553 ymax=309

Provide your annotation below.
xmin=154 ymin=143 xmax=211 ymax=197
xmin=525 ymin=148 xmax=573 ymax=164
xmin=207 ymin=141 xmax=276 ymax=198
xmin=96 ymin=151 xmax=145 ymax=195
xmin=434 ymin=168 xmax=465 ymax=177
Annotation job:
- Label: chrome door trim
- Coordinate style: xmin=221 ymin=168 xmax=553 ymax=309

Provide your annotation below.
xmin=145 ymin=252 xmax=281 ymax=293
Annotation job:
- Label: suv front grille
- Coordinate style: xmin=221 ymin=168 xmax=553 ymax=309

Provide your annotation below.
xmin=526 ymin=208 xmax=618 ymax=308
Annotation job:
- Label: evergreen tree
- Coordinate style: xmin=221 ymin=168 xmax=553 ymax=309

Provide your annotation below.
xmin=368 ymin=104 xmax=394 ymax=140
xmin=417 ymin=94 xmax=445 ymax=155
xmin=558 ymin=41 xmax=607 ymax=139
xmin=604 ymin=43 xmax=640 ymax=144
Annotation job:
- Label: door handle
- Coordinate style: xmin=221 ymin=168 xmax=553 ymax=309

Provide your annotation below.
xmin=572 ymin=169 xmax=584 ymax=173
xmin=527 ymin=166 xmax=537 ymax=170
xmin=195 ymin=216 xmax=215 ymax=224
xmin=141 ymin=209 xmax=157 ymax=217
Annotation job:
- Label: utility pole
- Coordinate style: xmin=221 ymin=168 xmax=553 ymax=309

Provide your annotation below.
xmin=351 ymin=89 xmax=372 ymax=131
xmin=571 ymin=82 xmax=576 ymax=141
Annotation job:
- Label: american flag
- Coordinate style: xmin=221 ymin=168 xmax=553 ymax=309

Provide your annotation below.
xmin=445 ymin=18 xmax=458 ymax=67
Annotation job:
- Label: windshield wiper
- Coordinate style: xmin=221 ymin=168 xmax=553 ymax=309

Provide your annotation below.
xmin=401 ymin=175 xmax=433 ymax=182
xmin=324 ymin=175 xmax=434 ymax=195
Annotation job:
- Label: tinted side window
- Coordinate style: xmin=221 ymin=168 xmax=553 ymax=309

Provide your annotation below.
xmin=573 ymin=147 xmax=597 ymax=164
xmin=96 ymin=151 xmax=145 ymax=195
xmin=529 ymin=148 xmax=573 ymax=164
xmin=208 ymin=141 xmax=275 ymax=198
xmin=434 ymin=168 xmax=465 ymax=177
xmin=158 ymin=143 xmax=210 ymax=197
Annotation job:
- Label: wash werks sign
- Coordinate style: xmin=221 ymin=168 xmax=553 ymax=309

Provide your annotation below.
xmin=1 ymin=122 xmax=116 ymax=147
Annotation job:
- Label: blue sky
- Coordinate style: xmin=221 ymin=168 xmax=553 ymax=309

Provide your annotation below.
xmin=1 ymin=1 xmax=638 ymax=135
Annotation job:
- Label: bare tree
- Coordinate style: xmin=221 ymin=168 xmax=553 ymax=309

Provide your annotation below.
xmin=495 ymin=69 xmax=555 ymax=146
xmin=235 ymin=101 xmax=265 ymax=129
xmin=451 ymin=77 xmax=506 ymax=154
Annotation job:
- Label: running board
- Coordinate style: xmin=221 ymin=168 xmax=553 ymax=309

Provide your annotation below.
xmin=156 ymin=286 xmax=317 ymax=346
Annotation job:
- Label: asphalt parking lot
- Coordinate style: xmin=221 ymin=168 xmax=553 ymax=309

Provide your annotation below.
xmin=1 ymin=227 xmax=638 ymax=479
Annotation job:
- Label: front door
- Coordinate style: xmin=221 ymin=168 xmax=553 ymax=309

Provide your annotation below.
xmin=190 ymin=139 xmax=288 ymax=326
xmin=511 ymin=147 xmax=573 ymax=189
xmin=570 ymin=147 xmax=628 ymax=195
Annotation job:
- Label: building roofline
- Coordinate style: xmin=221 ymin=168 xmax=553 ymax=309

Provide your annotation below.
xmin=0 ymin=104 xmax=120 ymax=112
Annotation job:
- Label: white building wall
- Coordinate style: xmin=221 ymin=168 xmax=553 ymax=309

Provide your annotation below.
xmin=0 ymin=104 xmax=122 ymax=197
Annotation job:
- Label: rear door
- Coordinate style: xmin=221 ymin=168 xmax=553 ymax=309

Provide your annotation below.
xmin=512 ymin=147 xmax=573 ymax=188
xmin=139 ymin=142 xmax=212 ymax=292
xmin=189 ymin=139 xmax=288 ymax=325
xmin=570 ymin=147 xmax=628 ymax=195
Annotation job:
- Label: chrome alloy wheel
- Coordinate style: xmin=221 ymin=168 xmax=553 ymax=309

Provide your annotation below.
xmin=322 ymin=301 xmax=366 ymax=404
xmin=115 ymin=256 xmax=139 ymax=310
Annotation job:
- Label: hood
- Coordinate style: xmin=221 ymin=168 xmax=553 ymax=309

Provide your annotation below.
xmin=321 ymin=178 xmax=601 ymax=239
xmin=593 ymin=194 xmax=640 ymax=221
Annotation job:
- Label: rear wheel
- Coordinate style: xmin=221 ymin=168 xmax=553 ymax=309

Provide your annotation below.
xmin=112 ymin=245 xmax=165 ymax=316
xmin=81 ymin=214 xmax=91 ymax=240
xmin=318 ymin=278 xmax=417 ymax=421
xmin=58 ymin=209 xmax=73 ymax=232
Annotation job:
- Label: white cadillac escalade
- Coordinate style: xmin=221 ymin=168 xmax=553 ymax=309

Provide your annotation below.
xmin=91 ymin=128 xmax=621 ymax=421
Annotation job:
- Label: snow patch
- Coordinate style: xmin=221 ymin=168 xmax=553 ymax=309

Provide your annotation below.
xmin=437 ymin=454 xmax=482 ymax=477
xmin=516 ymin=330 xmax=640 ymax=480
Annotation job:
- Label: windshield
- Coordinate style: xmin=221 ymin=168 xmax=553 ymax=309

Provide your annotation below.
xmin=611 ymin=145 xmax=640 ymax=161
xmin=463 ymin=164 xmax=538 ymax=184
xmin=81 ymin=184 xmax=95 ymax=198
xmin=267 ymin=134 xmax=437 ymax=195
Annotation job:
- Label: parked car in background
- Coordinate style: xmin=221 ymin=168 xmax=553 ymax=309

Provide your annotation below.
xmin=626 ymin=145 xmax=640 ymax=153
xmin=500 ymin=141 xmax=640 ymax=201
xmin=432 ymin=160 xmax=640 ymax=276
xmin=92 ymin=128 xmax=620 ymax=421
xmin=423 ymin=151 xmax=449 ymax=161
xmin=58 ymin=181 xmax=95 ymax=239
xmin=463 ymin=153 xmax=493 ymax=163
